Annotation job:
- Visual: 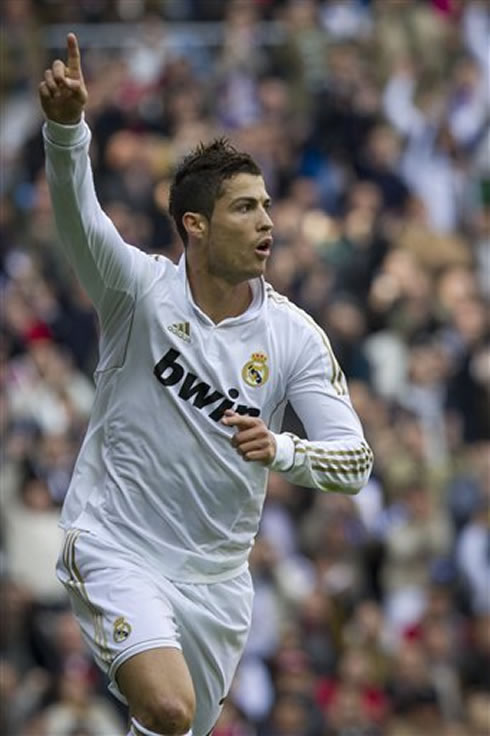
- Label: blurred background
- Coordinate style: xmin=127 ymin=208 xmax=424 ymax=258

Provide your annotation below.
xmin=1 ymin=1 xmax=489 ymax=735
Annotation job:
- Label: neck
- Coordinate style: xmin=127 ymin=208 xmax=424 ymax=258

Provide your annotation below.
xmin=186 ymin=255 xmax=252 ymax=324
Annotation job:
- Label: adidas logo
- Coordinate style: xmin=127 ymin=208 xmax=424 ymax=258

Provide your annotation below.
xmin=168 ymin=321 xmax=191 ymax=343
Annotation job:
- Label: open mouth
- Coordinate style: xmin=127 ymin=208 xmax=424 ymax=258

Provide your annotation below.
xmin=255 ymin=238 xmax=272 ymax=257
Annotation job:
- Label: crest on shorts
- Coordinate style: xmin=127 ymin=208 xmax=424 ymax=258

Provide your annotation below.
xmin=242 ymin=353 xmax=269 ymax=388
xmin=113 ymin=616 xmax=132 ymax=643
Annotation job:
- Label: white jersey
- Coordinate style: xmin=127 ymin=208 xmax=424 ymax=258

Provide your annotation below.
xmin=44 ymin=119 xmax=373 ymax=583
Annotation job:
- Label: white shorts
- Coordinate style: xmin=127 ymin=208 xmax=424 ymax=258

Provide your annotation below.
xmin=56 ymin=529 xmax=254 ymax=736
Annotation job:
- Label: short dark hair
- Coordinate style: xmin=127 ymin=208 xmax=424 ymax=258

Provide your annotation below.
xmin=168 ymin=138 xmax=262 ymax=246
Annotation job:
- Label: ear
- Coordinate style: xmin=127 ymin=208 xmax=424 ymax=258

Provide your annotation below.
xmin=182 ymin=212 xmax=207 ymax=241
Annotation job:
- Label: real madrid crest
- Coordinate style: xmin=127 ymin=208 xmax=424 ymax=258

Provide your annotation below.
xmin=242 ymin=352 xmax=269 ymax=388
xmin=113 ymin=616 xmax=132 ymax=643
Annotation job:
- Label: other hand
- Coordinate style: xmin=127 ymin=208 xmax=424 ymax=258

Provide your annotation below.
xmin=38 ymin=33 xmax=88 ymax=124
xmin=221 ymin=411 xmax=276 ymax=465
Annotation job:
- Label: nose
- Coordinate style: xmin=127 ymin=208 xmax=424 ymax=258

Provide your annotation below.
xmin=258 ymin=207 xmax=273 ymax=231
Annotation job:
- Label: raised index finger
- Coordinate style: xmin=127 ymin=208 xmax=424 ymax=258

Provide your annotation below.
xmin=66 ymin=33 xmax=82 ymax=78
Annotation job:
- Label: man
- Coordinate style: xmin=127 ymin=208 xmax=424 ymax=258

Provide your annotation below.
xmin=39 ymin=34 xmax=373 ymax=736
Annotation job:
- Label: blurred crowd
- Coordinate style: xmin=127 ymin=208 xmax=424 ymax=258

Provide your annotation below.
xmin=1 ymin=0 xmax=489 ymax=735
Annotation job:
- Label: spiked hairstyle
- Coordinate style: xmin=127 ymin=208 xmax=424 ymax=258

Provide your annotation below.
xmin=168 ymin=138 xmax=262 ymax=246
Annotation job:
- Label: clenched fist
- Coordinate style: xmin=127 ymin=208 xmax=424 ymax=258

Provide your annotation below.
xmin=38 ymin=33 xmax=88 ymax=125
xmin=221 ymin=410 xmax=277 ymax=465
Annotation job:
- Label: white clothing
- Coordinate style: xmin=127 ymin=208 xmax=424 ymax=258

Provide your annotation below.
xmin=43 ymin=118 xmax=372 ymax=585
xmin=5 ymin=503 xmax=65 ymax=603
xmin=56 ymin=529 xmax=253 ymax=736
xmin=131 ymin=716 xmax=191 ymax=736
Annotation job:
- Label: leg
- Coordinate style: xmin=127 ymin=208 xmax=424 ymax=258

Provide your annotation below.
xmin=117 ymin=646 xmax=196 ymax=736
xmin=56 ymin=531 xmax=195 ymax=734
xmin=56 ymin=531 xmax=250 ymax=736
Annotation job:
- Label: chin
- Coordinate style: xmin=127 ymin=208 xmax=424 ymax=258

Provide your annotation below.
xmin=246 ymin=266 xmax=266 ymax=281
xmin=227 ymin=266 xmax=262 ymax=283
xmin=215 ymin=261 xmax=265 ymax=284
xmin=250 ymin=260 xmax=268 ymax=276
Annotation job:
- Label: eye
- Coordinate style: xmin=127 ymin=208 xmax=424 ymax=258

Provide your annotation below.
xmin=238 ymin=203 xmax=252 ymax=213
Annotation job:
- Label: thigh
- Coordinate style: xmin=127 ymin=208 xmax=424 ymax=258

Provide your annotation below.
xmin=56 ymin=529 xmax=187 ymax=702
xmin=116 ymin=646 xmax=196 ymax=727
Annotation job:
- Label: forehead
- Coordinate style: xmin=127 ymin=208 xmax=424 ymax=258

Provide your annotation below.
xmin=218 ymin=173 xmax=269 ymax=203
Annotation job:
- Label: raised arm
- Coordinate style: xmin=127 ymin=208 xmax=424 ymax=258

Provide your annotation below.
xmin=39 ymin=34 xmax=144 ymax=312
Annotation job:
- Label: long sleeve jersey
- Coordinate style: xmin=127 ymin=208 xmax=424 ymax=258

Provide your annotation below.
xmin=44 ymin=118 xmax=373 ymax=583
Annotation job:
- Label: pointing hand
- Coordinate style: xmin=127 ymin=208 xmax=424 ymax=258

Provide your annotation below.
xmin=221 ymin=411 xmax=277 ymax=465
xmin=38 ymin=33 xmax=88 ymax=125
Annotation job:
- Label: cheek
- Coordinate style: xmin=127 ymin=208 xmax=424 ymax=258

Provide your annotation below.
xmin=208 ymin=235 xmax=235 ymax=274
xmin=215 ymin=226 xmax=246 ymax=258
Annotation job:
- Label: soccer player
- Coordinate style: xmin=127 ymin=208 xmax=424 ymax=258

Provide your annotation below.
xmin=38 ymin=34 xmax=373 ymax=736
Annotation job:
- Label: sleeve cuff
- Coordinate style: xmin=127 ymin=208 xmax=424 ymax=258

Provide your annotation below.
xmin=270 ymin=433 xmax=295 ymax=472
xmin=44 ymin=114 xmax=88 ymax=147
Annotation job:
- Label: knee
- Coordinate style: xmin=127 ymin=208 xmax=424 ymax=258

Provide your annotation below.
xmin=135 ymin=693 xmax=195 ymax=735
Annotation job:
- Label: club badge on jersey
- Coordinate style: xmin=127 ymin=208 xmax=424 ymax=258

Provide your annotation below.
xmin=242 ymin=353 xmax=269 ymax=388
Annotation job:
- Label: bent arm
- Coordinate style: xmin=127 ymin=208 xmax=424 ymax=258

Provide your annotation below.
xmin=43 ymin=118 xmax=139 ymax=311
xmin=272 ymin=397 xmax=373 ymax=494
xmin=270 ymin=330 xmax=373 ymax=494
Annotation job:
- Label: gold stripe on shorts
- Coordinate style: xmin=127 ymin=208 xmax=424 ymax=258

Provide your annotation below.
xmin=63 ymin=530 xmax=112 ymax=663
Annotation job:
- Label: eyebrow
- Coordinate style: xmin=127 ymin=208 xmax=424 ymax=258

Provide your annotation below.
xmin=230 ymin=196 xmax=272 ymax=207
